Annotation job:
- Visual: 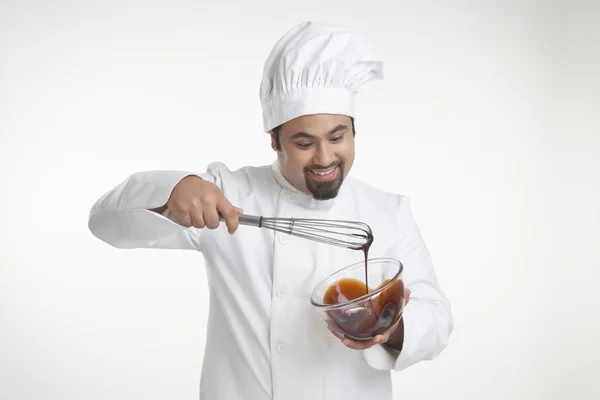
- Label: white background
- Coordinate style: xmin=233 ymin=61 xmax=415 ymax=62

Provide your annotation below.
xmin=1 ymin=1 xmax=599 ymax=399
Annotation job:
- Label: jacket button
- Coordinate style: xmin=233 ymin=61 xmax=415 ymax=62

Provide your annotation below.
xmin=324 ymin=337 xmax=335 ymax=348
xmin=278 ymin=234 xmax=290 ymax=245
xmin=276 ymin=343 xmax=287 ymax=354
xmin=276 ymin=286 xmax=287 ymax=298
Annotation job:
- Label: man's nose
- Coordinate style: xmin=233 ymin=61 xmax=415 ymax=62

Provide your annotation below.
xmin=313 ymin=142 xmax=336 ymax=167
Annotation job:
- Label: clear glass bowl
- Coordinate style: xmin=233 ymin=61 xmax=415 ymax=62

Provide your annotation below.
xmin=310 ymin=258 xmax=405 ymax=341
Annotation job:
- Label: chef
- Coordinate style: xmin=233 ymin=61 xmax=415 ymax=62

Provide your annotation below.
xmin=88 ymin=21 xmax=454 ymax=400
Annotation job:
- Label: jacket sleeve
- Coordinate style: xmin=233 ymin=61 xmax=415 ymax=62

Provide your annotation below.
xmin=363 ymin=195 xmax=454 ymax=371
xmin=88 ymin=169 xmax=218 ymax=251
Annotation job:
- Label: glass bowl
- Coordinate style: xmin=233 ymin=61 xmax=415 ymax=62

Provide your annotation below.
xmin=310 ymin=258 xmax=405 ymax=341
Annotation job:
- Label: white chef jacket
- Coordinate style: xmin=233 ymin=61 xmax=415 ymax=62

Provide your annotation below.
xmin=88 ymin=160 xmax=454 ymax=400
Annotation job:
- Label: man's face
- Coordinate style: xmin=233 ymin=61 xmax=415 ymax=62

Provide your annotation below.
xmin=271 ymin=114 xmax=355 ymax=200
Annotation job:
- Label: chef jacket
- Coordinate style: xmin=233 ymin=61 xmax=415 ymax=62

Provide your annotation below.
xmin=88 ymin=159 xmax=454 ymax=400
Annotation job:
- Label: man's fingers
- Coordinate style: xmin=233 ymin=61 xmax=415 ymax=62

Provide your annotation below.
xmin=327 ymin=327 xmax=358 ymax=348
xmin=178 ymin=214 xmax=193 ymax=227
xmin=223 ymin=209 xmax=240 ymax=234
xmin=217 ymin=200 xmax=241 ymax=234
xmin=204 ymin=208 xmax=220 ymax=229
xmin=343 ymin=338 xmax=377 ymax=350
xmin=405 ymin=288 xmax=411 ymax=305
xmin=190 ymin=211 xmax=205 ymax=229
xmin=169 ymin=202 xmax=193 ymax=227
xmin=327 ymin=326 xmax=379 ymax=350
xmin=373 ymin=332 xmax=390 ymax=344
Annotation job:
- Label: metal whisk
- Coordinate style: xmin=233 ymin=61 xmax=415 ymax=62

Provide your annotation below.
xmin=223 ymin=214 xmax=373 ymax=250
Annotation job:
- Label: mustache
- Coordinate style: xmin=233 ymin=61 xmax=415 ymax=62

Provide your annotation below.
xmin=303 ymin=161 xmax=342 ymax=172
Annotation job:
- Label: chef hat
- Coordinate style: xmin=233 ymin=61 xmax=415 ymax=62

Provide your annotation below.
xmin=259 ymin=21 xmax=384 ymax=133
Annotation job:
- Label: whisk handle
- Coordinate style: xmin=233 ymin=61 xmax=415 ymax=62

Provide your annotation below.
xmin=219 ymin=213 xmax=263 ymax=228
xmin=238 ymin=214 xmax=263 ymax=227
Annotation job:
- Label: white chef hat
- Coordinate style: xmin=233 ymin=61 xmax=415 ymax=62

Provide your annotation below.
xmin=259 ymin=21 xmax=384 ymax=133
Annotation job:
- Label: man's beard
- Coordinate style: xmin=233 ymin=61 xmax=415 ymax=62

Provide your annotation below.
xmin=304 ymin=160 xmax=345 ymax=200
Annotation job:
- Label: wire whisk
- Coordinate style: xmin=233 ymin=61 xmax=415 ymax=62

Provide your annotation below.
xmin=223 ymin=214 xmax=373 ymax=250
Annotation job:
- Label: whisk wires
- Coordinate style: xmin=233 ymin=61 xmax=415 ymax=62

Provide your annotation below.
xmin=260 ymin=217 xmax=372 ymax=250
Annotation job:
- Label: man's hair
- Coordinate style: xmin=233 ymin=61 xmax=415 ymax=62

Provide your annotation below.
xmin=271 ymin=117 xmax=356 ymax=151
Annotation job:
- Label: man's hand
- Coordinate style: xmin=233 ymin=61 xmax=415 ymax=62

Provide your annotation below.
xmin=152 ymin=175 xmax=243 ymax=234
xmin=328 ymin=288 xmax=411 ymax=351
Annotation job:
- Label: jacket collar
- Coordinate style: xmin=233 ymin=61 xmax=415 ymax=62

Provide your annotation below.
xmin=271 ymin=159 xmax=304 ymax=194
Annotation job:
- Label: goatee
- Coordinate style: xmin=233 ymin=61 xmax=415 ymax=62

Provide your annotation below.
xmin=304 ymin=161 xmax=345 ymax=200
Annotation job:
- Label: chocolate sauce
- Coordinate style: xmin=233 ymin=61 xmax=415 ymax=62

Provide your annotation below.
xmin=362 ymin=230 xmax=374 ymax=294
xmin=322 ymin=276 xmax=404 ymax=340
xmin=321 ymin=228 xmax=404 ymax=340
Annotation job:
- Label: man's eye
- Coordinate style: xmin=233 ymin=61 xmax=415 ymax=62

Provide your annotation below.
xmin=330 ymin=136 xmax=343 ymax=143
xmin=296 ymin=142 xmax=313 ymax=149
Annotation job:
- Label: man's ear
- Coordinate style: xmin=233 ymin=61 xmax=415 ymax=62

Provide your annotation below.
xmin=270 ymin=131 xmax=277 ymax=151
